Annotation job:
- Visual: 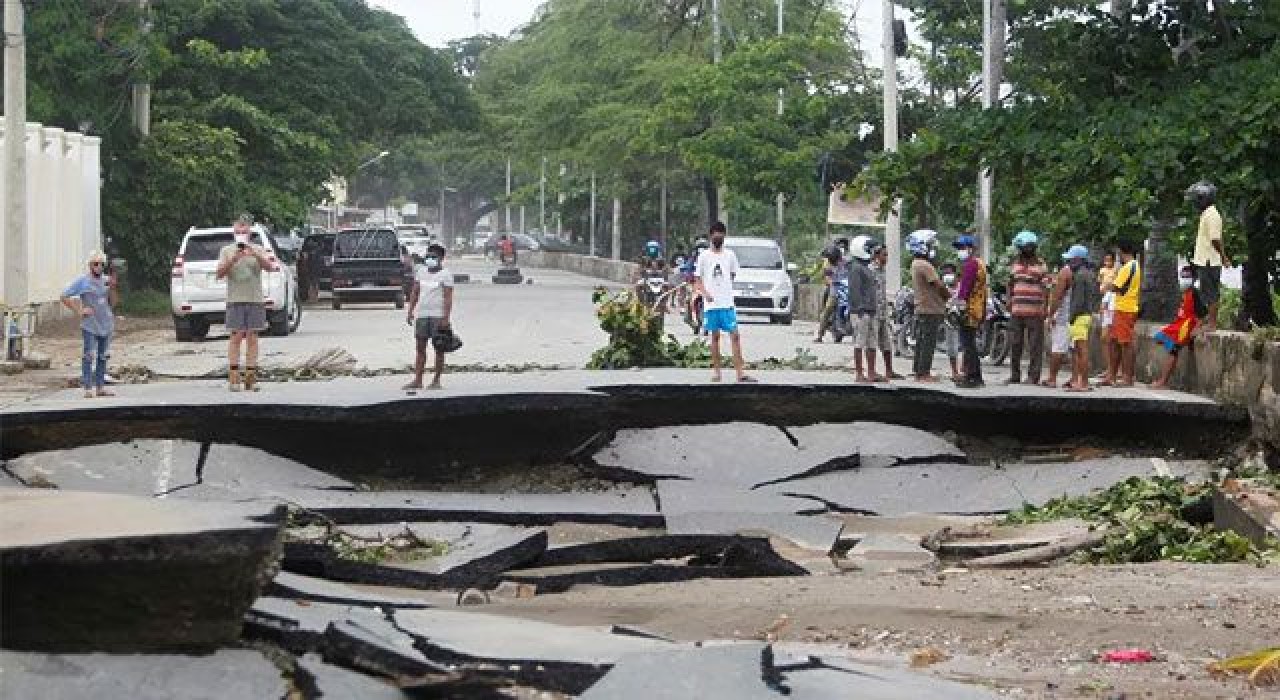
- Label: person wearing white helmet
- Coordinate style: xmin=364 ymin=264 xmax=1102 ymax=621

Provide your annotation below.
xmin=1186 ymin=180 xmax=1231 ymax=331
xmin=847 ymin=234 xmax=883 ymax=382
xmin=907 ymin=230 xmax=949 ymax=381
xmin=1006 ymin=230 xmax=1049 ymax=385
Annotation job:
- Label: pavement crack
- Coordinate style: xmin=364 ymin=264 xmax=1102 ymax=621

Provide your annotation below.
xmin=760 ymin=645 xmax=793 ymax=695
xmin=775 ymin=425 xmax=800 ymax=448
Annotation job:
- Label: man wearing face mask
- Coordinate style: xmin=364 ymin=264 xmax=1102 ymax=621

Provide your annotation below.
xmin=405 ymin=244 xmax=455 ymax=390
xmin=60 ymin=250 xmax=118 ymax=399
xmin=216 ymin=214 xmax=278 ymax=392
xmin=694 ymin=221 xmax=755 ymax=383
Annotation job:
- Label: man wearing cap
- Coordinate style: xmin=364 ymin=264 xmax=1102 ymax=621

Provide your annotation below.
xmin=216 ymin=214 xmax=278 ymax=392
xmin=1187 ymin=181 xmax=1231 ymax=332
xmin=60 ymin=250 xmax=118 ymax=399
xmin=1006 ymin=231 xmax=1049 ymax=385
xmin=1062 ymin=245 xmax=1097 ymax=392
xmin=951 ymin=234 xmax=988 ymax=388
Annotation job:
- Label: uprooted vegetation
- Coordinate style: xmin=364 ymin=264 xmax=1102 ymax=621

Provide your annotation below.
xmin=1005 ymin=475 xmax=1280 ymax=564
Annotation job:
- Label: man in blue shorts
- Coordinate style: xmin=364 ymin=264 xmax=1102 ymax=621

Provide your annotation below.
xmin=694 ymin=221 xmax=755 ymax=383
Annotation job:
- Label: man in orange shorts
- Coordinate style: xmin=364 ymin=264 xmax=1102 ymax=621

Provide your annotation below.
xmin=1103 ymin=240 xmax=1142 ymax=387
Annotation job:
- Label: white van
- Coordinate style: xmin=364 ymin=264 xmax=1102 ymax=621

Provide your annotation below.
xmin=723 ymin=236 xmax=796 ymax=325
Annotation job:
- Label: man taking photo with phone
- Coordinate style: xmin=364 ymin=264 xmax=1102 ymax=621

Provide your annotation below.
xmin=216 ymin=213 xmax=277 ymax=392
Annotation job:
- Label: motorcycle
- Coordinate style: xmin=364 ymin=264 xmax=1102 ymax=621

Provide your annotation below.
xmin=637 ymin=272 xmax=667 ymax=309
xmin=829 ymin=278 xmax=852 ymax=343
xmin=977 ymin=293 xmax=1011 ymax=365
xmin=891 ymin=286 xmax=916 ymax=357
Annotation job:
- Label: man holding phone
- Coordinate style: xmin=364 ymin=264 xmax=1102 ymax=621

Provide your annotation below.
xmin=216 ymin=213 xmax=277 ymax=392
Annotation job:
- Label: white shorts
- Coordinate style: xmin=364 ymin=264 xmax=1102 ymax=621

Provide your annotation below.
xmin=1050 ymin=306 xmax=1071 ymax=355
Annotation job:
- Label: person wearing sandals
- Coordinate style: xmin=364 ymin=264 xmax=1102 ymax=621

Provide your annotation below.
xmin=695 ymin=221 xmax=755 ymax=383
xmin=1102 ymin=240 xmax=1142 ymax=387
xmin=1062 ymin=245 xmax=1097 ymax=392
xmin=870 ymin=242 xmax=903 ymax=380
xmin=60 ymin=250 xmax=117 ymax=399
xmin=847 ymin=235 xmax=882 ymax=382
xmin=217 ymin=214 xmax=278 ymax=392
xmin=405 ymin=244 xmax=454 ymax=391
xmin=951 ymin=235 xmax=988 ymax=389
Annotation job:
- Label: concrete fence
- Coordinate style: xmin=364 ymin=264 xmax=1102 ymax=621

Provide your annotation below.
xmin=521 ymin=251 xmax=640 ymax=286
xmin=0 ymin=122 xmax=103 ymax=308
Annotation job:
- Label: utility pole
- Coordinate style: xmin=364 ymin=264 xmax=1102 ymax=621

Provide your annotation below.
xmin=882 ymin=0 xmax=902 ymax=293
xmin=611 ymin=196 xmax=621 ymax=261
xmin=539 ymin=156 xmax=546 ymax=233
xmin=132 ymin=0 xmax=151 ymax=136
xmin=712 ymin=0 xmax=727 ymax=226
xmin=504 ymin=158 xmax=512 ymax=232
xmin=977 ymin=0 xmax=1005 ymax=262
xmin=556 ymin=163 xmax=565 ymax=239
xmin=4 ymin=0 xmax=28 ymax=307
xmin=774 ymin=0 xmax=786 ymax=251
xmin=589 ymin=171 xmax=597 ymax=257
xmin=659 ymin=171 xmax=667 ymax=253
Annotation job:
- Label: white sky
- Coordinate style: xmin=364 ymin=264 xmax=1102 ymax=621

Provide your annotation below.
xmin=370 ymin=0 xmax=892 ymax=61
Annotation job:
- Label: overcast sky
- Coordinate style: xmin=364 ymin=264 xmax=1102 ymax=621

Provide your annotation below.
xmin=369 ymin=0 xmax=890 ymax=60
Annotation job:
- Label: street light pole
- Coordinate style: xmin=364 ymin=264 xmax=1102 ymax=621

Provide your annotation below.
xmin=774 ymin=0 xmax=785 ymax=252
xmin=539 ymin=156 xmax=547 ymax=233
xmin=978 ymin=0 xmax=1004 ymax=262
xmin=4 ymin=0 xmax=28 ymax=307
xmin=882 ymin=0 xmax=902 ymax=294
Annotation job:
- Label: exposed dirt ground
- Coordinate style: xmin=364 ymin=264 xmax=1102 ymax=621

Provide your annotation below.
xmin=486 ymin=562 xmax=1280 ymax=698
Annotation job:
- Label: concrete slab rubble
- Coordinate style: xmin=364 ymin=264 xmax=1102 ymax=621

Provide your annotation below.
xmin=294 ymin=654 xmax=413 ymax=700
xmin=294 ymin=487 xmax=662 ymax=527
xmin=283 ymin=522 xmax=548 ymax=589
xmin=0 ymin=650 xmax=290 ymax=700
xmin=268 ymin=570 xmax=451 ymax=609
xmin=847 ymin=533 xmax=939 ymax=573
xmin=0 ymin=490 xmax=283 ymax=652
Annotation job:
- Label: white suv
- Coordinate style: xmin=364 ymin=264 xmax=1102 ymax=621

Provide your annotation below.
xmin=170 ymin=225 xmax=301 ymax=341
xmin=724 ymin=236 xmax=797 ymax=325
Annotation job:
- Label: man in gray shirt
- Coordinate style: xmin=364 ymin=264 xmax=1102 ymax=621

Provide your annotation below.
xmin=847 ymin=236 xmax=881 ymax=382
xmin=60 ymin=250 xmax=118 ymax=398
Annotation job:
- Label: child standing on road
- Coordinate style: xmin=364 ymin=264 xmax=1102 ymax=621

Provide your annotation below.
xmin=404 ymin=244 xmax=455 ymax=391
xmin=1150 ymin=266 xmax=1205 ymax=389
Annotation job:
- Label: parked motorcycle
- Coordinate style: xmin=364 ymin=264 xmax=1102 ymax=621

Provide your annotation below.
xmin=977 ymin=293 xmax=1011 ymax=365
xmin=891 ymin=286 xmax=915 ymax=357
xmin=829 ymin=278 xmax=852 ymax=343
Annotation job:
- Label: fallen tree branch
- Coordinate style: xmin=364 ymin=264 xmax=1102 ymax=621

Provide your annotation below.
xmin=965 ymin=529 xmax=1107 ymax=569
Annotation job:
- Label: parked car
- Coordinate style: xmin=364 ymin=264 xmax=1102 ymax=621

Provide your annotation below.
xmin=330 ymin=227 xmax=413 ymax=310
xmin=169 ymin=225 xmax=302 ymax=341
xmin=724 ymin=236 xmax=796 ymax=325
xmin=298 ymin=231 xmax=336 ymax=300
xmin=483 ymin=232 xmax=541 ymax=257
xmin=395 ymin=224 xmax=438 ymax=261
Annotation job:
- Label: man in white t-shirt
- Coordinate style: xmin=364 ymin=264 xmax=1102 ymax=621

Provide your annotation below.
xmin=694 ymin=221 xmax=755 ymax=383
xmin=405 ymin=244 xmax=454 ymax=390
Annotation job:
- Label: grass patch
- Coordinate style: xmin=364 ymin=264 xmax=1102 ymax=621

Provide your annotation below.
xmin=116 ymin=288 xmax=171 ymax=317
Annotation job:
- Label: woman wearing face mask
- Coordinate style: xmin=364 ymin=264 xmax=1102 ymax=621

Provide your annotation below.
xmin=405 ymin=244 xmax=455 ymax=391
xmin=60 ymin=250 xmax=118 ymax=398
xmin=1149 ymin=265 xmax=1205 ymax=389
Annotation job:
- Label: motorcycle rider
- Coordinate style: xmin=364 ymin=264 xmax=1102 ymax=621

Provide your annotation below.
xmin=907 ymin=229 xmax=949 ymax=382
xmin=1006 ymin=230 xmax=1049 ymax=385
xmin=685 ymin=237 xmax=710 ymax=329
xmin=814 ymin=242 xmax=848 ymax=343
xmin=847 ymin=235 xmax=882 ymax=382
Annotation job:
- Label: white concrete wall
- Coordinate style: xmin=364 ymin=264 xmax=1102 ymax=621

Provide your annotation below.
xmin=0 ymin=122 xmax=102 ymax=305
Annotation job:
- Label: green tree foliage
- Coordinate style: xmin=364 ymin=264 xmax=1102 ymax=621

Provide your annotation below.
xmin=23 ymin=0 xmax=476 ymax=288
xmin=862 ymin=0 xmax=1280 ymax=326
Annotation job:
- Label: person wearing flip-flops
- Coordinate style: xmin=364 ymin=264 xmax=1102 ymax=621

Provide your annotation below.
xmin=694 ymin=221 xmax=755 ymax=384
xmin=1061 ymin=245 xmax=1098 ymax=392
xmin=870 ymin=243 xmax=904 ymax=380
xmin=404 ymin=244 xmax=455 ymax=391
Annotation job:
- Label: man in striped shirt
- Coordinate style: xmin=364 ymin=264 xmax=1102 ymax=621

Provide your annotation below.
xmin=1006 ymin=231 xmax=1049 ymax=385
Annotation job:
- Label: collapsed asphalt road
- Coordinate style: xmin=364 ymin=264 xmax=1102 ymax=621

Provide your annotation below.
xmin=2 ymin=401 xmax=1239 ymax=698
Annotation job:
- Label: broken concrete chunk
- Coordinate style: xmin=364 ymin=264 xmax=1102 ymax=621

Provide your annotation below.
xmin=296 ymin=488 xmax=661 ymax=527
xmin=847 ymin=533 xmax=939 ymax=574
xmin=1213 ymin=481 xmax=1280 ymax=548
xmin=269 ymin=570 xmax=449 ymax=609
xmin=664 ymin=511 xmax=844 ymax=553
xmin=0 ymin=650 xmax=290 ymax=700
xmin=785 ymin=655 xmax=1000 ymax=699
xmin=295 ymin=653 xmax=412 ymax=699
xmin=283 ymin=522 xmax=548 ymax=589
xmin=581 ymin=643 xmax=781 ymax=699
xmin=0 ymin=490 xmax=283 ymax=652
xmin=787 ymin=422 xmax=965 ymax=471
xmin=593 ymin=422 xmax=803 ymax=485
xmin=657 ymin=479 xmax=823 ymax=516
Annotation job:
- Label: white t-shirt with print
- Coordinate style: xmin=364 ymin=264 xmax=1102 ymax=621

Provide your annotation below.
xmin=414 ymin=267 xmax=453 ymax=318
xmin=695 ymin=248 xmax=739 ymax=311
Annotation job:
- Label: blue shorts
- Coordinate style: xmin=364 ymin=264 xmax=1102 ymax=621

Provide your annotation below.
xmin=703 ymin=308 xmax=739 ymax=334
xmin=1153 ymin=330 xmax=1181 ymax=355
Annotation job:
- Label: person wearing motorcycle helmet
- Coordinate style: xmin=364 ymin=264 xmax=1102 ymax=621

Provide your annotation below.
xmin=1006 ymin=230 xmax=1049 ymax=386
xmin=951 ymin=234 xmax=988 ymax=388
xmin=907 ymin=229 xmax=949 ymax=381
xmin=846 ymin=234 xmax=882 ymax=382
xmin=814 ymin=243 xmax=847 ymax=343
xmin=1186 ymin=180 xmax=1230 ymax=331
